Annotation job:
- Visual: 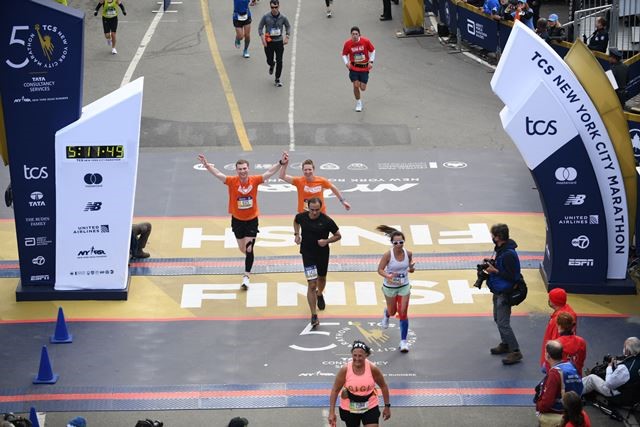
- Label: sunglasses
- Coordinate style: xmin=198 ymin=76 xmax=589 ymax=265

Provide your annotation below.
xmin=392 ymin=240 xmax=405 ymax=245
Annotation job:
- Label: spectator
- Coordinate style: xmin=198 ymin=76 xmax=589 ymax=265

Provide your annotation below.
xmin=504 ymin=0 xmax=533 ymax=29
xmin=543 ymin=312 xmax=587 ymax=376
xmin=582 ymin=336 xmax=640 ymax=406
xmin=535 ymin=340 xmax=583 ymax=427
xmin=529 ymin=0 xmax=541 ymax=27
xmin=67 ymin=417 xmax=87 ymax=427
xmin=482 ymin=0 xmax=500 ymax=15
xmin=585 ymin=17 xmax=608 ymax=53
xmin=539 ymin=288 xmax=577 ymax=369
xmin=608 ymin=48 xmax=629 ymax=108
xmin=560 ymin=391 xmax=591 ymax=427
xmin=547 ymin=14 xmax=566 ymax=42
xmin=228 ymin=417 xmax=249 ymax=427
xmin=130 ymin=222 xmax=152 ymax=259
xmin=536 ymin=18 xmax=550 ymax=43
xmin=490 ymin=0 xmax=509 ymax=21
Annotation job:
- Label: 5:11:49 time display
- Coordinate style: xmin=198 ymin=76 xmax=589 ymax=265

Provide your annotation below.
xmin=66 ymin=145 xmax=124 ymax=159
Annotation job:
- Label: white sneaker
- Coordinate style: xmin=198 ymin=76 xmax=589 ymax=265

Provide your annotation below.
xmin=355 ymin=100 xmax=363 ymax=112
xmin=107 ymin=38 xmax=112 ymax=46
xmin=241 ymin=275 xmax=250 ymax=290
xmin=327 ymin=10 xmax=332 ymax=17
xmin=400 ymin=340 xmax=409 ymax=353
xmin=381 ymin=308 xmax=389 ymax=329
xmin=111 ymin=48 xmax=117 ymax=54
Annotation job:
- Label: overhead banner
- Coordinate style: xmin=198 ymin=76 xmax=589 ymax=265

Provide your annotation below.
xmin=0 ymin=0 xmax=84 ymax=287
xmin=492 ymin=21 xmax=634 ymax=293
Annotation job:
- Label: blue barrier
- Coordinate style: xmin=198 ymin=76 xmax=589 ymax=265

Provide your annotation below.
xmin=456 ymin=5 xmax=498 ymax=51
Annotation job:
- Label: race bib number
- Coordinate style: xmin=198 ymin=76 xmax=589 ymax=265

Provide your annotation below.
xmin=237 ymin=13 xmax=248 ymax=21
xmin=353 ymin=53 xmax=366 ymax=63
xmin=105 ymin=6 xmax=117 ymax=17
xmin=391 ymin=273 xmax=406 ymax=284
xmin=237 ymin=197 xmax=253 ymax=210
xmin=270 ymin=28 xmax=282 ymax=36
xmin=304 ymin=265 xmax=318 ymax=281
xmin=349 ymin=401 xmax=369 ymax=414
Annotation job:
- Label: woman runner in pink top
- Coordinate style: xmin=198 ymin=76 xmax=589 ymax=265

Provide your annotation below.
xmin=328 ymin=341 xmax=391 ymax=427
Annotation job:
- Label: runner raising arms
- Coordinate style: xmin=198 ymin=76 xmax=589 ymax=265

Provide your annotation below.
xmin=198 ymin=152 xmax=288 ymax=290
xmin=94 ymin=0 xmax=126 ymax=55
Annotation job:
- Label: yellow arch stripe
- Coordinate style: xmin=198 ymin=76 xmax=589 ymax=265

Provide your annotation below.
xmin=564 ymin=40 xmax=637 ymax=239
xmin=200 ymin=0 xmax=252 ymax=151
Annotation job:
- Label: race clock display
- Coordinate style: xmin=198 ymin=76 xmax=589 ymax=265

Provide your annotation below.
xmin=66 ymin=145 xmax=124 ymax=159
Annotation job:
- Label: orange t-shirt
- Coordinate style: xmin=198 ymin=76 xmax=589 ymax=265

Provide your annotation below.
xmin=225 ymin=175 xmax=264 ymax=221
xmin=292 ymin=176 xmax=332 ymax=213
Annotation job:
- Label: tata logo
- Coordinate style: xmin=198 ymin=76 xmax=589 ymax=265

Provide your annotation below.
xmin=77 ymin=246 xmax=107 ymax=257
xmin=525 ymin=117 xmax=558 ymax=136
xmin=555 ymin=167 xmax=577 ymax=182
xmin=564 ymin=194 xmax=586 ymax=205
xmin=31 ymin=255 xmax=45 ymax=266
xmin=29 ymin=191 xmax=45 ymax=207
xmin=568 ymin=258 xmax=594 ymax=266
xmin=84 ymin=173 xmax=103 ymax=185
xmin=23 ymin=165 xmax=48 ymax=180
xmin=571 ymin=235 xmax=590 ymax=249
xmin=84 ymin=202 xmax=102 ymax=211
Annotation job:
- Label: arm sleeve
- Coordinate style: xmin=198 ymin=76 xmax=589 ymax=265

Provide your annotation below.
xmin=94 ymin=2 xmax=102 ymax=12
xmin=119 ymin=2 xmax=126 ymax=13
xmin=369 ymin=49 xmax=376 ymax=63
xmin=605 ymin=364 xmax=630 ymax=390
xmin=342 ymin=55 xmax=349 ymax=65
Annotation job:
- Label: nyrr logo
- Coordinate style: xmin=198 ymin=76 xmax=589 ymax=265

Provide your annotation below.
xmin=23 ymin=165 xmax=48 ymax=180
xmin=84 ymin=173 xmax=103 ymax=186
xmin=571 ymin=235 xmax=590 ymax=249
xmin=77 ymin=246 xmax=107 ymax=258
xmin=568 ymin=258 xmax=594 ymax=267
xmin=84 ymin=201 xmax=102 ymax=211
xmin=525 ymin=117 xmax=558 ymax=136
xmin=555 ymin=167 xmax=577 ymax=183
xmin=564 ymin=194 xmax=586 ymax=205
xmin=29 ymin=191 xmax=45 ymax=206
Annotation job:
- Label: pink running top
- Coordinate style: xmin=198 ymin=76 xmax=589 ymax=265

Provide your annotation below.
xmin=339 ymin=359 xmax=379 ymax=413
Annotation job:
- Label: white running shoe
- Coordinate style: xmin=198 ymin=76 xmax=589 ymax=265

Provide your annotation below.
xmin=241 ymin=275 xmax=250 ymax=290
xmin=355 ymin=100 xmax=363 ymax=112
xmin=327 ymin=10 xmax=332 ymax=18
xmin=400 ymin=340 xmax=409 ymax=353
xmin=243 ymin=49 xmax=250 ymax=58
xmin=381 ymin=308 xmax=389 ymax=329
xmin=111 ymin=48 xmax=117 ymax=55
xmin=107 ymin=38 xmax=112 ymax=46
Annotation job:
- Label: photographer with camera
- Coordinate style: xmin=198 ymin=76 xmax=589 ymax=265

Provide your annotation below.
xmin=535 ymin=340 xmax=584 ymax=427
xmin=582 ymin=336 xmax=640 ymax=406
xmin=484 ymin=223 xmax=524 ymax=365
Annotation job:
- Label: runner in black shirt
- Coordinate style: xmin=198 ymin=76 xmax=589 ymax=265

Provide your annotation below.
xmin=293 ymin=197 xmax=341 ymax=328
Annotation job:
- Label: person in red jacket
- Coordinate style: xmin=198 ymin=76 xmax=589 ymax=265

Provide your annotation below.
xmin=540 ymin=288 xmax=577 ymax=367
xmin=543 ymin=312 xmax=587 ymax=375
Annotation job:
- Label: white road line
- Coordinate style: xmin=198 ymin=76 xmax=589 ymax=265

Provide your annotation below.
xmin=121 ymin=10 xmax=164 ymax=87
xmin=288 ymin=0 xmax=302 ymax=152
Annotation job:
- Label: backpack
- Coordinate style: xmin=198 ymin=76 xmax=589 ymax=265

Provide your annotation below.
xmin=508 ymin=277 xmax=528 ymax=306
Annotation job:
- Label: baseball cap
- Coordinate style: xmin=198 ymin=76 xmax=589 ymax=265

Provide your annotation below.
xmin=228 ymin=417 xmax=249 ymax=427
xmin=609 ymin=47 xmax=623 ymax=59
xmin=67 ymin=417 xmax=87 ymax=427
xmin=548 ymin=13 xmax=558 ymax=22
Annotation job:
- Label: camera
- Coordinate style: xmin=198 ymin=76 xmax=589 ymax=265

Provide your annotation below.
xmin=473 ymin=258 xmax=495 ymax=289
xmin=135 ymin=420 xmax=163 ymax=427
xmin=603 ymin=354 xmax=624 ymax=365
xmin=2 ymin=414 xmax=32 ymax=427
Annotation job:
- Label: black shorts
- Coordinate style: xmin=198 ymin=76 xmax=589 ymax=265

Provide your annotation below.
xmin=231 ymin=216 xmax=259 ymax=239
xmin=102 ymin=16 xmax=118 ymax=33
xmin=233 ymin=17 xmax=252 ymax=27
xmin=301 ymin=251 xmax=330 ymax=277
xmin=339 ymin=406 xmax=380 ymax=427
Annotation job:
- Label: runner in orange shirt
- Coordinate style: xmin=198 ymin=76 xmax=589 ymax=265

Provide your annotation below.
xmin=279 ymin=158 xmax=351 ymax=214
xmin=198 ymin=152 xmax=288 ymax=289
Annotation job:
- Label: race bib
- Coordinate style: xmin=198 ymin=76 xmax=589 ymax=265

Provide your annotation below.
xmin=105 ymin=6 xmax=117 ymax=17
xmin=304 ymin=265 xmax=318 ymax=281
xmin=237 ymin=13 xmax=248 ymax=21
xmin=391 ymin=273 xmax=406 ymax=284
xmin=270 ymin=28 xmax=282 ymax=36
xmin=353 ymin=53 xmax=366 ymax=63
xmin=349 ymin=401 xmax=369 ymax=414
xmin=237 ymin=196 xmax=253 ymax=210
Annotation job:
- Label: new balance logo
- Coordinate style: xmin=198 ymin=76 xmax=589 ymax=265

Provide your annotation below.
xmin=84 ymin=202 xmax=102 ymax=211
xmin=565 ymin=194 xmax=586 ymax=205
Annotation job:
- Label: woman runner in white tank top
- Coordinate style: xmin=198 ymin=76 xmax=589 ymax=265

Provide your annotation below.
xmin=376 ymin=225 xmax=415 ymax=353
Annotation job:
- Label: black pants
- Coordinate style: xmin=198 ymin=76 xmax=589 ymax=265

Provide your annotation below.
xmin=264 ymin=40 xmax=284 ymax=80
xmin=131 ymin=222 xmax=152 ymax=254
xmin=382 ymin=0 xmax=392 ymax=18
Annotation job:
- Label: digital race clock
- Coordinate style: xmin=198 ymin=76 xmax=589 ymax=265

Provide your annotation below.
xmin=65 ymin=145 xmax=124 ymax=159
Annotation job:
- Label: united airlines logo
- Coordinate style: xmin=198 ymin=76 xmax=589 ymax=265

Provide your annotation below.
xmin=564 ymin=194 xmax=586 ymax=205
xmin=84 ymin=202 xmax=102 ymax=211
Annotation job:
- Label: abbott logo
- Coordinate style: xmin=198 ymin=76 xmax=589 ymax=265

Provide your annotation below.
xmin=23 ymin=165 xmax=48 ymax=180
xmin=565 ymin=194 xmax=586 ymax=205
xmin=555 ymin=167 xmax=577 ymax=182
xmin=32 ymin=256 xmax=45 ymax=266
xmin=525 ymin=117 xmax=557 ymax=136
xmin=571 ymin=235 xmax=590 ymax=249
xmin=84 ymin=202 xmax=102 ymax=211
xmin=467 ymin=19 xmax=476 ymax=35
xmin=568 ymin=258 xmax=594 ymax=266
xmin=84 ymin=173 xmax=103 ymax=185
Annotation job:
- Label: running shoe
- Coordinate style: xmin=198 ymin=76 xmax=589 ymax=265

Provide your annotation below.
xmin=381 ymin=308 xmax=389 ymax=329
xmin=327 ymin=10 xmax=332 ymax=18
xmin=243 ymin=49 xmax=250 ymax=58
xmin=269 ymin=64 xmax=275 ymax=75
xmin=355 ymin=100 xmax=363 ymax=112
xmin=241 ymin=275 xmax=250 ymax=290
xmin=107 ymin=38 xmax=112 ymax=46
xmin=400 ymin=340 xmax=409 ymax=353
xmin=311 ymin=314 xmax=319 ymax=328
xmin=317 ymin=294 xmax=326 ymax=310
xmin=235 ymin=38 xmax=241 ymax=49
xmin=111 ymin=48 xmax=117 ymax=55
xmin=275 ymin=79 xmax=283 ymax=87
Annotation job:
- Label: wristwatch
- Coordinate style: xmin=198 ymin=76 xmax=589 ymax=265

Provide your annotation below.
xmin=384 ymin=403 xmax=391 ymax=408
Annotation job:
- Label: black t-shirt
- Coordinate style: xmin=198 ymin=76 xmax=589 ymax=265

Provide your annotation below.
xmin=295 ymin=212 xmax=339 ymax=255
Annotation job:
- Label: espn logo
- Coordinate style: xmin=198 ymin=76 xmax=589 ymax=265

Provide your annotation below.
xmin=564 ymin=194 xmax=586 ymax=205
xmin=568 ymin=258 xmax=594 ymax=267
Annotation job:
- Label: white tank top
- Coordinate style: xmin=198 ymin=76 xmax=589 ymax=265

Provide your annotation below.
xmin=383 ymin=248 xmax=410 ymax=287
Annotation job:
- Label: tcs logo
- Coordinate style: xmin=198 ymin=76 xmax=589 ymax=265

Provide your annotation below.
xmin=526 ymin=117 xmax=557 ymax=136
xmin=23 ymin=165 xmax=48 ymax=180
